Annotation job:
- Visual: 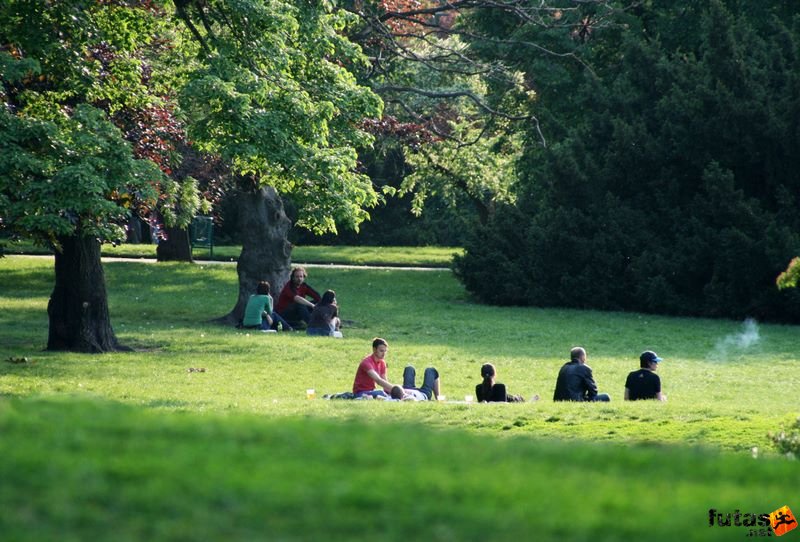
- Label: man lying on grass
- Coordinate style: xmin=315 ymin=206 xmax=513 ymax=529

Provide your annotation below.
xmin=389 ymin=366 xmax=441 ymax=401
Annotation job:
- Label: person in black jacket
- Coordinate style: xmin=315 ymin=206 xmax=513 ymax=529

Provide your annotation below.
xmin=553 ymin=347 xmax=610 ymax=402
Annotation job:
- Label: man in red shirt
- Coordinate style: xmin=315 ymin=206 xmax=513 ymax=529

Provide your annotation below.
xmin=276 ymin=266 xmax=321 ymax=329
xmin=352 ymin=337 xmax=396 ymax=398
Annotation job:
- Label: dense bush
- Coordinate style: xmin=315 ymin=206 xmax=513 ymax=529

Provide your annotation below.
xmin=455 ymin=1 xmax=800 ymax=321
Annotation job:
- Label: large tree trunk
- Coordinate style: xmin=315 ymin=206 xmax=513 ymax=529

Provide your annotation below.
xmin=47 ymin=235 xmax=128 ymax=352
xmin=217 ymin=185 xmax=292 ymax=325
xmin=156 ymin=225 xmax=193 ymax=262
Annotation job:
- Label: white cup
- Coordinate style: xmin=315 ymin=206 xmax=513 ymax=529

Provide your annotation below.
xmin=465 ymin=395 xmax=474 ymax=403
xmin=306 ymin=389 xmax=316 ymax=400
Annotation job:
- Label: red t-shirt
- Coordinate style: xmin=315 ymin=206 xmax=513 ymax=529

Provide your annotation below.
xmin=352 ymin=354 xmax=387 ymax=394
xmin=275 ymin=281 xmax=321 ymax=313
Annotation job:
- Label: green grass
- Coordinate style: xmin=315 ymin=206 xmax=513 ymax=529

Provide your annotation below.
xmin=2 ymin=238 xmax=460 ymax=267
xmin=1 ymin=254 xmax=799 ymax=541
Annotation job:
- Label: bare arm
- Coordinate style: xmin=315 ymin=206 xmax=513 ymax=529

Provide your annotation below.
xmin=293 ymin=295 xmax=315 ymax=308
xmin=366 ymin=369 xmax=394 ymax=393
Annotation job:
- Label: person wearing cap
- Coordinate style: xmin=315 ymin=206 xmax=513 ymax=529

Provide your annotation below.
xmin=553 ymin=346 xmax=611 ymax=402
xmin=624 ymin=351 xmax=667 ymax=401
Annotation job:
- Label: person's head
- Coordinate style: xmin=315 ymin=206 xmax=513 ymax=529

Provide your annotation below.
xmin=639 ymin=350 xmax=662 ymax=369
xmin=390 ymin=385 xmax=404 ymax=400
xmin=256 ymin=280 xmax=270 ymax=295
xmin=320 ymin=290 xmax=336 ymax=305
xmin=290 ymin=267 xmax=307 ymax=286
xmin=480 ymin=363 xmax=496 ymax=397
xmin=570 ymin=346 xmax=587 ymax=363
xmin=372 ymin=337 xmax=388 ymax=359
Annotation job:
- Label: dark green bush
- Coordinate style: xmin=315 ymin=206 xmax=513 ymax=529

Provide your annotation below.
xmin=456 ymin=1 xmax=800 ymax=322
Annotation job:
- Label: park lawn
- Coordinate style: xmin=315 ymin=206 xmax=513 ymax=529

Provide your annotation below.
xmin=1 ymin=238 xmax=460 ymax=267
xmin=1 ymin=396 xmax=797 ymax=542
xmin=1 ymin=254 xmax=799 ymax=540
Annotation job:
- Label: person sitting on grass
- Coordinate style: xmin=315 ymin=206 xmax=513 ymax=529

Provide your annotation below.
xmin=275 ymin=266 xmax=321 ymax=330
xmin=475 ymin=363 xmax=527 ymax=403
xmin=624 ymin=350 xmax=667 ymax=401
xmin=553 ymin=346 xmax=610 ymax=402
xmin=352 ymin=337 xmax=395 ymax=399
xmin=242 ymin=281 xmax=292 ymax=331
xmin=306 ymin=290 xmax=342 ymax=337
xmin=389 ymin=365 xmax=441 ymax=401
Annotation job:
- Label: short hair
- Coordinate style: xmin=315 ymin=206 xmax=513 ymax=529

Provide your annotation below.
xmin=390 ymin=386 xmax=404 ymax=400
xmin=291 ymin=267 xmax=307 ymax=279
xmin=570 ymin=346 xmax=586 ymax=360
xmin=372 ymin=337 xmax=388 ymax=349
xmin=256 ymin=281 xmax=270 ymax=295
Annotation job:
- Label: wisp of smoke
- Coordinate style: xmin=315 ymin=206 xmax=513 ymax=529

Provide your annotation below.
xmin=710 ymin=318 xmax=760 ymax=361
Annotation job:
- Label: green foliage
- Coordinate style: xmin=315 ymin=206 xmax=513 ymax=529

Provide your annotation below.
xmin=456 ymin=0 xmax=800 ymax=321
xmin=177 ymin=0 xmax=383 ymax=235
xmin=770 ymin=416 xmax=800 ymax=458
xmin=0 ymin=0 xmax=201 ymax=247
xmin=776 ymin=257 xmax=800 ymax=290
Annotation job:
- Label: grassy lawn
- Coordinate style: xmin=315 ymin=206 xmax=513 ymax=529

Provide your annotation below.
xmin=1 ymin=254 xmax=798 ymax=541
xmin=2 ymin=238 xmax=460 ymax=267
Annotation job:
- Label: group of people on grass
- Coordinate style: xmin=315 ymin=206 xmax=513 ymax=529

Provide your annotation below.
xmin=345 ymin=339 xmax=666 ymax=402
xmin=242 ymin=266 xmax=341 ymax=337
xmin=243 ymin=267 xmax=667 ymax=402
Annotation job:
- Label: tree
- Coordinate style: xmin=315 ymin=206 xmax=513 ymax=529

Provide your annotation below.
xmin=0 ymin=0 xmax=202 ymax=351
xmin=777 ymin=258 xmax=800 ymax=290
xmin=174 ymin=0 xmax=383 ymax=324
xmin=454 ymin=0 xmax=800 ymax=321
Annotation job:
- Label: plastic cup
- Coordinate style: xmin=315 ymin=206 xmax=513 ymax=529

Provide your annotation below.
xmin=465 ymin=395 xmax=474 ymax=403
xmin=437 ymin=395 xmax=446 ymax=402
xmin=306 ymin=389 xmax=316 ymax=400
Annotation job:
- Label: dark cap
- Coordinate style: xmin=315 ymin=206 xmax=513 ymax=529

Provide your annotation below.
xmin=640 ymin=351 xmax=663 ymax=364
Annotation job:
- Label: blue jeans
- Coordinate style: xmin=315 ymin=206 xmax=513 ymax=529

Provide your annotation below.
xmin=269 ymin=312 xmax=292 ymax=331
xmin=402 ymin=366 xmax=438 ymax=400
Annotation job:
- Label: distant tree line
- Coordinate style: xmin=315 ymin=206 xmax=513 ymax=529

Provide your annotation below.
xmin=454 ymin=0 xmax=800 ymax=321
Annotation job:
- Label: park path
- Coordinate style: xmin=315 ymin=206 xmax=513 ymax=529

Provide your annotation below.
xmin=13 ymin=254 xmax=448 ymax=272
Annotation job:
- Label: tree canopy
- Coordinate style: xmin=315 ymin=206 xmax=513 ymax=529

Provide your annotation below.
xmin=0 ymin=1 xmax=200 ymax=249
xmin=454 ymin=0 xmax=800 ymax=321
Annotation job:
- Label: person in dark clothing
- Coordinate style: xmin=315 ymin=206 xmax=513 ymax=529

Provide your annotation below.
xmin=553 ymin=346 xmax=610 ymax=402
xmin=275 ymin=266 xmax=321 ymax=329
xmin=475 ymin=363 xmax=526 ymax=403
xmin=307 ymin=290 xmax=341 ymax=337
xmin=624 ymin=350 xmax=667 ymax=401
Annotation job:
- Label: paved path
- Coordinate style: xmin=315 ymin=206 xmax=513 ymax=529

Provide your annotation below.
xmin=12 ymin=254 xmax=449 ymax=272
